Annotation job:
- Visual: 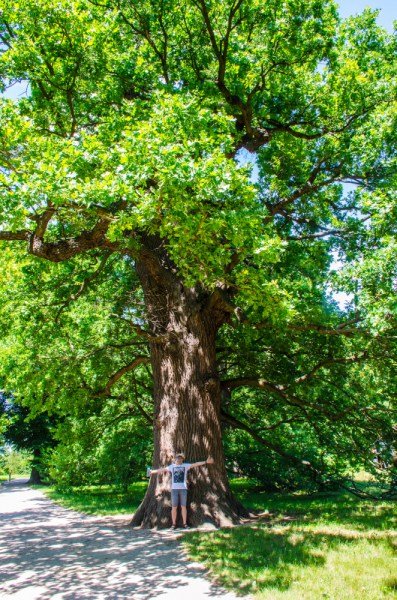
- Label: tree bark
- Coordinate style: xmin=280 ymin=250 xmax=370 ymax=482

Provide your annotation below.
xmin=28 ymin=466 xmax=42 ymax=485
xmin=28 ymin=449 xmax=43 ymax=485
xmin=130 ymin=239 xmax=249 ymax=528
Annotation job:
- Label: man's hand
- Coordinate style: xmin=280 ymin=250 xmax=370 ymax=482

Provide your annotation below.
xmin=206 ymin=457 xmax=214 ymax=464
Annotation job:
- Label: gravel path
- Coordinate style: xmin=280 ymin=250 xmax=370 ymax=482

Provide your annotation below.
xmin=0 ymin=479 xmax=239 ymax=600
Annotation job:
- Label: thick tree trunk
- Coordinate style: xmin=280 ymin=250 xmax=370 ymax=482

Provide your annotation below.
xmin=130 ymin=243 xmax=249 ymax=528
xmin=28 ymin=466 xmax=42 ymax=485
xmin=28 ymin=449 xmax=42 ymax=484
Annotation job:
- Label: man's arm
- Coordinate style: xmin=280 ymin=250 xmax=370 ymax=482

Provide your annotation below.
xmin=150 ymin=467 xmax=169 ymax=474
xmin=189 ymin=457 xmax=214 ymax=468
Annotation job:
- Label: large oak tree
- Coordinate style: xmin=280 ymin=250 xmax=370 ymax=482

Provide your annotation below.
xmin=1 ymin=0 xmax=397 ymax=527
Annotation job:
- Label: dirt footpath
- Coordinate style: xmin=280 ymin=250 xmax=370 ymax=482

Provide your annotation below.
xmin=0 ymin=480 xmax=240 ymax=600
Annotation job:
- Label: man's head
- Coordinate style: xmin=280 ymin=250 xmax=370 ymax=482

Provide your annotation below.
xmin=174 ymin=453 xmax=184 ymax=464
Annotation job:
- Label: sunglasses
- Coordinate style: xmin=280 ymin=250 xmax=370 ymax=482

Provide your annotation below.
xmin=175 ymin=456 xmax=183 ymax=459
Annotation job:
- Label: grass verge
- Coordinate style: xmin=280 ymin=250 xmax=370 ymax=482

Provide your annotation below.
xmin=0 ymin=474 xmax=29 ymax=482
xmin=39 ymin=482 xmax=147 ymax=516
xmin=183 ymin=479 xmax=397 ymax=599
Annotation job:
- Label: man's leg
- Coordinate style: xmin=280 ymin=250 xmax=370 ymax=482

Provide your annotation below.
xmin=171 ymin=490 xmax=178 ymax=527
xmin=180 ymin=491 xmax=188 ymax=525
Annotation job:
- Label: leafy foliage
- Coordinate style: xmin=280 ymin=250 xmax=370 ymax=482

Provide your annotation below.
xmin=0 ymin=448 xmax=32 ymax=476
xmin=0 ymin=0 xmax=397 ymax=495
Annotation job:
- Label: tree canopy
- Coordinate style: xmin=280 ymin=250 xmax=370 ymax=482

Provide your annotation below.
xmin=1 ymin=0 xmax=397 ymax=522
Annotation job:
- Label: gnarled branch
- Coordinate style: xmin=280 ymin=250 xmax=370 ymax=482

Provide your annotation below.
xmin=293 ymin=353 xmax=368 ymax=386
xmin=0 ymin=230 xmax=31 ymax=242
xmin=256 ymin=320 xmax=365 ymax=338
xmin=110 ymin=314 xmax=168 ymax=344
xmin=31 ymin=204 xmax=57 ymax=238
xmin=287 ymin=228 xmax=346 ymax=241
xmin=92 ymin=356 xmax=151 ymax=398
xmin=221 ymin=409 xmax=321 ymax=475
xmin=55 ymin=250 xmax=114 ymax=322
xmin=220 ymin=375 xmax=361 ymax=422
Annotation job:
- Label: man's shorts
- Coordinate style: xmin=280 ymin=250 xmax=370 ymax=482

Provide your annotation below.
xmin=171 ymin=489 xmax=188 ymax=507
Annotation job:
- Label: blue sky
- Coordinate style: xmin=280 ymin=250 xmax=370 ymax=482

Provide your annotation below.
xmin=338 ymin=0 xmax=396 ymax=31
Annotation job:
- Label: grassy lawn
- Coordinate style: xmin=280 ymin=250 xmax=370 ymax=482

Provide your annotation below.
xmin=0 ymin=473 xmax=28 ymax=482
xmin=183 ymin=479 xmax=397 ymax=599
xmin=39 ymin=482 xmax=148 ymax=516
xmin=36 ymin=477 xmax=397 ymax=598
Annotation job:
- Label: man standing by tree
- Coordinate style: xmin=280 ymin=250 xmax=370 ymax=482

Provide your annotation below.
xmin=149 ymin=453 xmax=214 ymax=529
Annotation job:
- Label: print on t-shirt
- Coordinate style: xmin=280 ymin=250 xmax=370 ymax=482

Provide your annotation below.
xmin=173 ymin=467 xmax=185 ymax=484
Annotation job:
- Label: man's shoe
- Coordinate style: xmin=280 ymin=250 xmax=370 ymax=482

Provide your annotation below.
xmin=183 ymin=524 xmax=190 ymax=529
xmin=170 ymin=524 xmax=176 ymax=530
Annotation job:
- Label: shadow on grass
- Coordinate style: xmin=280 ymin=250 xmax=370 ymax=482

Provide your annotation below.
xmin=230 ymin=479 xmax=397 ymax=532
xmin=185 ymin=526 xmax=322 ymax=592
xmin=180 ymin=480 xmax=397 ymax=597
xmin=385 ymin=578 xmax=397 ymax=593
xmin=183 ymin=525 xmax=397 ymax=596
xmin=41 ymin=482 xmax=148 ymax=516
xmin=257 ymin=501 xmax=397 ymax=533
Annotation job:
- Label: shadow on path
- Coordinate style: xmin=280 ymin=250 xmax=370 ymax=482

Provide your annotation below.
xmin=0 ymin=480 xmax=239 ymax=600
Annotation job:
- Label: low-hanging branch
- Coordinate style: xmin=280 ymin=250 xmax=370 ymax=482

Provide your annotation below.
xmin=207 ymin=286 xmax=368 ymax=339
xmin=0 ymin=222 xmax=181 ymax=311
xmin=91 ymin=355 xmax=150 ymax=398
xmin=292 ymin=353 xmax=368 ymax=386
xmin=287 ymin=228 xmax=346 ymax=240
xmin=255 ymin=414 xmax=305 ymax=432
xmin=110 ymin=314 xmax=168 ymax=344
xmin=130 ymin=399 xmax=153 ymax=425
xmin=255 ymin=318 xmax=366 ymax=338
xmin=221 ymin=409 xmax=397 ymax=500
xmin=84 ymin=405 xmax=152 ymax=448
xmin=55 ymin=250 xmax=114 ymax=322
xmin=220 ymin=408 xmax=322 ymax=477
xmin=221 ymin=366 xmax=365 ymax=422
xmin=30 ymin=204 xmax=58 ymax=238
xmin=0 ymin=218 xmax=112 ymax=262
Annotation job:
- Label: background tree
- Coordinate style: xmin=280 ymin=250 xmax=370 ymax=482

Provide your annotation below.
xmin=0 ymin=393 xmax=7 ymax=446
xmin=0 ymin=449 xmax=32 ymax=478
xmin=0 ymin=392 xmax=59 ymax=483
xmin=46 ymin=412 xmax=152 ymax=489
xmin=0 ymin=0 xmax=397 ymax=527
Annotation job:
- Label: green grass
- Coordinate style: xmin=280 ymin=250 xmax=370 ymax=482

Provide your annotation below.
xmin=38 ymin=482 xmax=148 ymax=516
xmin=182 ymin=479 xmax=397 ymax=599
xmin=0 ymin=473 xmax=29 ymax=481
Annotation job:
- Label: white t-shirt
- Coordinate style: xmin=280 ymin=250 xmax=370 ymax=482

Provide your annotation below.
xmin=167 ymin=463 xmax=191 ymax=490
